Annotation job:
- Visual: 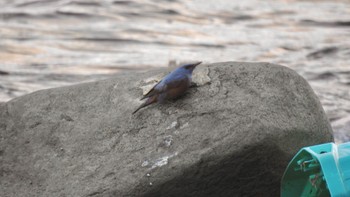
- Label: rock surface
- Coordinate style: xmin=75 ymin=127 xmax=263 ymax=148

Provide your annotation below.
xmin=0 ymin=62 xmax=333 ymax=197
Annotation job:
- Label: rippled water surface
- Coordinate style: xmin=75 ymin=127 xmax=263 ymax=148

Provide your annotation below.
xmin=0 ymin=0 xmax=349 ymax=142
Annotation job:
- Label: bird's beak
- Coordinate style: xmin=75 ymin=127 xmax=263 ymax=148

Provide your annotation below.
xmin=192 ymin=61 xmax=202 ymax=68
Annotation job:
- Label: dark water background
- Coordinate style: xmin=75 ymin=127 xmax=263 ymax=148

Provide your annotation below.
xmin=0 ymin=0 xmax=349 ymax=142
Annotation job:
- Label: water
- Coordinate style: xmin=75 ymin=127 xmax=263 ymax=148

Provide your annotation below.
xmin=0 ymin=0 xmax=349 ymax=142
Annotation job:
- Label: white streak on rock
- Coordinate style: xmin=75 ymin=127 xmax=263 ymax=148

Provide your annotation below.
xmin=141 ymin=160 xmax=149 ymax=167
xmin=180 ymin=122 xmax=189 ymax=129
xmin=151 ymin=152 xmax=178 ymax=169
xmin=166 ymin=121 xmax=178 ymax=130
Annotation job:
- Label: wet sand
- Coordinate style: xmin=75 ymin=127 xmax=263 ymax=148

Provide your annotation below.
xmin=0 ymin=0 xmax=349 ymax=142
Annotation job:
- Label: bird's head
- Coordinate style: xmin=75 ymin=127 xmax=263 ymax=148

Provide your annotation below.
xmin=182 ymin=61 xmax=202 ymax=73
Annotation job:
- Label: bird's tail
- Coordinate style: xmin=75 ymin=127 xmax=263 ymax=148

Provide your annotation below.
xmin=132 ymin=96 xmax=158 ymax=114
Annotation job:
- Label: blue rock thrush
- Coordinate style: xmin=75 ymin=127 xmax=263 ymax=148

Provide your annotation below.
xmin=132 ymin=61 xmax=202 ymax=114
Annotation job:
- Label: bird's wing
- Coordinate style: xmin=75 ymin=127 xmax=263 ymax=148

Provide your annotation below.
xmin=140 ymin=80 xmax=163 ymax=100
xmin=163 ymin=77 xmax=188 ymax=90
xmin=140 ymin=74 xmax=188 ymax=100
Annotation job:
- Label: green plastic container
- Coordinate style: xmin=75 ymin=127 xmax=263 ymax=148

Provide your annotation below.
xmin=281 ymin=142 xmax=350 ymax=197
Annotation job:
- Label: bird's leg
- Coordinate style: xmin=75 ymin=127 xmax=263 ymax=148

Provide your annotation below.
xmin=190 ymin=82 xmax=198 ymax=88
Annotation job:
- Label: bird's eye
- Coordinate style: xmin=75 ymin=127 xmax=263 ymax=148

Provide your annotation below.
xmin=184 ymin=65 xmax=191 ymax=69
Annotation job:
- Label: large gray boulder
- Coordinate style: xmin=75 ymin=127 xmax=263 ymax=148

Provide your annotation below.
xmin=0 ymin=62 xmax=333 ymax=197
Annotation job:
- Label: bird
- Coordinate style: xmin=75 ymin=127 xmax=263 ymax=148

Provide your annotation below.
xmin=132 ymin=61 xmax=202 ymax=114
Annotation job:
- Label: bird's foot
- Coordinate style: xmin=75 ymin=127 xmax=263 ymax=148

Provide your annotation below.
xmin=190 ymin=82 xmax=198 ymax=88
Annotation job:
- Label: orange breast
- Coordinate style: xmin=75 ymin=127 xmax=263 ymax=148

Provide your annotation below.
xmin=165 ymin=79 xmax=190 ymax=100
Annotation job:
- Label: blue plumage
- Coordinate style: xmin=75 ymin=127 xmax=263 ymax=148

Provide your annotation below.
xmin=133 ymin=61 xmax=201 ymax=114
